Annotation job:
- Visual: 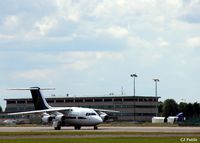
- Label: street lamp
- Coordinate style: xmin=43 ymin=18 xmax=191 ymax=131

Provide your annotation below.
xmin=153 ymin=78 xmax=159 ymax=97
xmin=130 ymin=73 xmax=138 ymax=121
xmin=130 ymin=74 xmax=138 ymax=96
xmin=153 ymin=78 xmax=159 ymax=116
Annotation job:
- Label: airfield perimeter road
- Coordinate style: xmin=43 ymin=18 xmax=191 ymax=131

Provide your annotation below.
xmin=0 ymin=126 xmax=200 ymax=139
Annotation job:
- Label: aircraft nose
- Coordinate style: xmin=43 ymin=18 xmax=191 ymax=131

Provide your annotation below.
xmin=94 ymin=116 xmax=103 ymax=124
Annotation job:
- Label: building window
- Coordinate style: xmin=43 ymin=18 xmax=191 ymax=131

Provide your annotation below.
xmin=47 ymin=100 xmax=55 ymax=103
xmin=114 ymin=98 xmax=122 ymax=102
xmin=27 ymin=100 xmax=33 ymax=104
xmin=94 ymin=99 xmax=102 ymax=102
xmin=7 ymin=101 xmax=16 ymax=104
xmin=85 ymin=99 xmax=93 ymax=102
xmin=17 ymin=100 xmax=26 ymax=104
xmin=75 ymin=99 xmax=83 ymax=102
xmin=56 ymin=100 xmax=64 ymax=103
xmin=124 ymin=98 xmax=138 ymax=102
xmin=65 ymin=99 xmax=73 ymax=103
xmin=104 ymin=98 xmax=112 ymax=102
xmin=139 ymin=98 xmax=143 ymax=102
xmin=124 ymin=98 xmax=133 ymax=101
xmin=135 ymin=105 xmax=156 ymax=108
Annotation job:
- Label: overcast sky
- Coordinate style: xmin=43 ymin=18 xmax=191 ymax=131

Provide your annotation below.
xmin=0 ymin=0 xmax=200 ymax=108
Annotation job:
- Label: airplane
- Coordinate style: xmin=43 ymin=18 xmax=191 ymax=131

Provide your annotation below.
xmin=8 ymin=87 xmax=119 ymax=130
xmin=152 ymin=112 xmax=185 ymax=124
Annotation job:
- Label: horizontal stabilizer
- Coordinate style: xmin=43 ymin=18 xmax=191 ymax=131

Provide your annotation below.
xmin=8 ymin=87 xmax=55 ymax=90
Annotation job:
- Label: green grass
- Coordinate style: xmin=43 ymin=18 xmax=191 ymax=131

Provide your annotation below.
xmin=1 ymin=137 xmax=200 ymax=143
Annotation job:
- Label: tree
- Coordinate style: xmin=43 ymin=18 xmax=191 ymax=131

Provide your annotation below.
xmin=162 ymin=99 xmax=178 ymax=117
xmin=178 ymin=102 xmax=187 ymax=115
xmin=185 ymin=103 xmax=194 ymax=117
xmin=193 ymin=102 xmax=200 ymax=116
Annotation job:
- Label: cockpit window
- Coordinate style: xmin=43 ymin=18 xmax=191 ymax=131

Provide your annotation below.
xmin=86 ymin=113 xmax=96 ymax=116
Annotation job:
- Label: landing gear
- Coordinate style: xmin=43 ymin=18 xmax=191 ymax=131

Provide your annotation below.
xmin=54 ymin=125 xmax=61 ymax=130
xmin=53 ymin=121 xmax=61 ymax=130
xmin=94 ymin=126 xmax=98 ymax=130
xmin=74 ymin=126 xmax=81 ymax=130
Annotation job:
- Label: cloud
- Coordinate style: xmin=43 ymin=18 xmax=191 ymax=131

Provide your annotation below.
xmin=26 ymin=51 xmax=124 ymax=71
xmin=34 ymin=17 xmax=58 ymax=36
xmin=96 ymin=26 xmax=129 ymax=39
xmin=62 ymin=60 xmax=93 ymax=71
xmin=3 ymin=15 xmax=19 ymax=28
xmin=0 ymin=34 xmax=15 ymax=40
xmin=156 ymin=37 xmax=170 ymax=47
xmin=187 ymin=36 xmax=200 ymax=48
xmin=180 ymin=0 xmax=200 ymax=23
xmin=55 ymin=0 xmax=82 ymax=23
xmin=92 ymin=0 xmax=153 ymax=19
xmin=12 ymin=69 xmax=55 ymax=80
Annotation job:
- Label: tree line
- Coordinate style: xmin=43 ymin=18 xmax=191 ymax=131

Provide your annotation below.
xmin=158 ymin=99 xmax=200 ymax=118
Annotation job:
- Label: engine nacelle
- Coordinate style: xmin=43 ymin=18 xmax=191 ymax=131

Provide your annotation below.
xmin=99 ymin=112 xmax=109 ymax=122
xmin=55 ymin=114 xmax=65 ymax=122
xmin=42 ymin=114 xmax=53 ymax=123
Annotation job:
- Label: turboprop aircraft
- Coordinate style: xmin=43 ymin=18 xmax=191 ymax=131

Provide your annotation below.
xmin=8 ymin=87 xmax=119 ymax=130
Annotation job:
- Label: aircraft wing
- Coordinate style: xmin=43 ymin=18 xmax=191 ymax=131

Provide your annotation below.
xmin=94 ymin=109 xmax=119 ymax=113
xmin=8 ymin=107 xmax=72 ymax=115
xmin=8 ymin=107 xmax=119 ymax=115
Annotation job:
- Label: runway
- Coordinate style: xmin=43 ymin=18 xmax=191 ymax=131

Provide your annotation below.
xmin=0 ymin=126 xmax=200 ymax=133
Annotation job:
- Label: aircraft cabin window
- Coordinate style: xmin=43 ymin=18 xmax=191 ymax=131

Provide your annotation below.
xmin=86 ymin=113 xmax=96 ymax=116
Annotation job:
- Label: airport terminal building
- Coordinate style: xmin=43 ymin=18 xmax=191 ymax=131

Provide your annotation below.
xmin=4 ymin=95 xmax=160 ymax=122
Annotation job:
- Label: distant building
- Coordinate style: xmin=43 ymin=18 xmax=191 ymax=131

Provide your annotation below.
xmin=4 ymin=95 xmax=160 ymax=122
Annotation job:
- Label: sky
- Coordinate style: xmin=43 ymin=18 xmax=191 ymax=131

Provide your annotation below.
xmin=0 ymin=0 xmax=200 ymax=109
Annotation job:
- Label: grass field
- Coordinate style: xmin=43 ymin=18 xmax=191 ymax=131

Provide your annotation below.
xmin=1 ymin=137 xmax=200 ymax=143
xmin=0 ymin=131 xmax=199 ymax=143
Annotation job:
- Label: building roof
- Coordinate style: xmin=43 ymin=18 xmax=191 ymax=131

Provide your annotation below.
xmin=4 ymin=95 xmax=160 ymax=101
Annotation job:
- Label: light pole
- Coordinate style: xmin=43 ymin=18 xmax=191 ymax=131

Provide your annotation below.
xmin=153 ymin=79 xmax=159 ymax=97
xmin=130 ymin=74 xmax=138 ymax=96
xmin=130 ymin=73 xmax=137 ymax=121
xmin=153 ymin=78 xmax=159 ymax=116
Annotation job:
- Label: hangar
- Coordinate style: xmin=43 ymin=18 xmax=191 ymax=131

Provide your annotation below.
xmin=4 ymin=95 xmax=159 ymax=122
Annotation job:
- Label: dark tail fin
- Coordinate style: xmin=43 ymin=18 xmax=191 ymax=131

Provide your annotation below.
xmin=30 ymin=87 xmax=52 ymax=110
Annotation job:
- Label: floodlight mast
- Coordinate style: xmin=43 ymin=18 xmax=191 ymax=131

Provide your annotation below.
xmin=153 ymin=79 xmax=159 ymax=97
xmin=130 ymin=74 xmax=137 ymax=97
xmin=153 ymin=78 xmax=159 ymax=116
xmin=130 ymin=73 xmax=138 ymax=121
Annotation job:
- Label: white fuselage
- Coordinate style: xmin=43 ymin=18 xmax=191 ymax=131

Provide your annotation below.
xmin=60 ymin=107 xmax=103 ymax=126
